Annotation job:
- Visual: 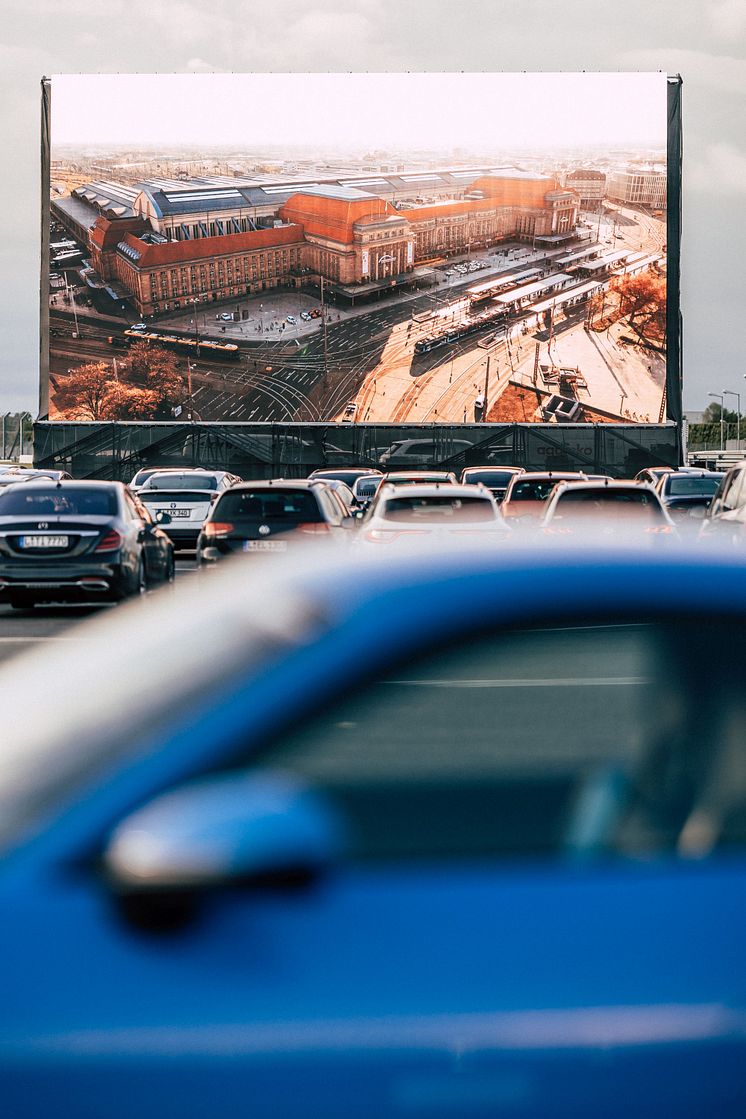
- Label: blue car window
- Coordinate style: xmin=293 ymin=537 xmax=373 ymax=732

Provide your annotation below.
xmin=232 ymin=624 xmax=663 ymax=861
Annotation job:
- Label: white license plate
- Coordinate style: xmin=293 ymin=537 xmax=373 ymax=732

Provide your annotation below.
xmin=20 ymin=535 xmax=69 ymax=548
xmin=243 ymin=540 xmax=287 ymax=552
xmin=160 ymin=509 xmax=191 ymax=518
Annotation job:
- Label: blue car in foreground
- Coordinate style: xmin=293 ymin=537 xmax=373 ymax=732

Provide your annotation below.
xmin=1 ymin=543 xmax=745 ymax=1117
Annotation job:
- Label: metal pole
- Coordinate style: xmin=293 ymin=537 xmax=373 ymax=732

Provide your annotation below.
xmin=709 ymin=392 xmax=725 ymax=451
xmin=482 ymin=356 xmax=490 ymax=422
xmin=724 ymin=390 xmax=741 ymax=452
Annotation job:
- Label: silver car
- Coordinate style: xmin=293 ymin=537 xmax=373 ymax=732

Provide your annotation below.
xmin=137 ymin=470 xmax=241 ymax=550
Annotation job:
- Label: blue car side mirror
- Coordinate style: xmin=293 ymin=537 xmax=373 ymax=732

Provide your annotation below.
xmin=103 ymin=771 xmax=347 ymax=895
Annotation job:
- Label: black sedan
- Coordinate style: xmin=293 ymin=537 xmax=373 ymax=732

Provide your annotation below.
xmin=0 ymin=481 xmax=174 ymax=607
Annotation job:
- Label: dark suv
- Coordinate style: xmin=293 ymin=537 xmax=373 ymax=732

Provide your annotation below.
xmin=197 ymin=481 xmax=355 ymax=564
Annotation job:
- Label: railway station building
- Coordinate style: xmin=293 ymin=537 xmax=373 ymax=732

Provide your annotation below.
xmin=78 ymin=172 xmax=580 ymax=317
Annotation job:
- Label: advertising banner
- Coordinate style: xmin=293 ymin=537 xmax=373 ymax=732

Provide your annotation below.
xmin=42 ymin=73 xmax=676 ymax=427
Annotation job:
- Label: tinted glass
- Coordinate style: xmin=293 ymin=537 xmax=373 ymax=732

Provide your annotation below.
xmin=383 ymin=495 xmax=495 ymax=521
xmin=235 ymin=619 xmax=746 ymax=861
xmin=237 ymin=624 xmax=687 ymax=860
xmin=354 ymin=477 xmax=383 ymax=499
xmin=215 ymin=489 xmax=322 ymax=522
xmin=0 ymin=487 xmax=117 ymax=517
xmin=463 ymin=471 xmax=516 ymax=487
xmin=145 ymin=474 xmax=218 ymax=490
xmin=509 ymin=480 xmax=558 ymax=501
xmin=386 ymin=474 xmax=453 ymax=485
xmin=667 ymin=477 xmax=722 ymax=497
xmin=556 ymin=489 xmax=665 ymax=522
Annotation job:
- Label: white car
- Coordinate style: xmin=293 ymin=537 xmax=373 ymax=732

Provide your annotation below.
xmin=220 ymin=312 xmax=233 ymax=322
xmin=137 ymin=470 xmax=241 ymax=550
xmin=286 ymin=316 xmax=297 ymax=325
xmin=300 ymin=311 xmax=312 ymax=321
xmin=358 ymin=483 xmax=511 ymax=547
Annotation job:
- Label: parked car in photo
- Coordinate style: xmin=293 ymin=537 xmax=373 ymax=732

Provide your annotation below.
xmin=0 ymin=480 xmax=173 ymax=607
xmin=378 ymin=439 xmax=474 ymax=468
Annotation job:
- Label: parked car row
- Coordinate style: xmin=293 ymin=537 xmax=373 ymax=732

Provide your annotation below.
xmin=0 ymin=461 xmax=742 ymax=606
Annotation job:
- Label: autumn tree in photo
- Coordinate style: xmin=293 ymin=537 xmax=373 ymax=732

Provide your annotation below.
xmin=53 ymin=343 xmax=185 ymax=421
xmin=122 ymin=341 xmax=184 ymax=418
xmin=612 ymin=271 xmax=666 ymax=347
xmin=54 ymin=363 xmax=116 ymax=421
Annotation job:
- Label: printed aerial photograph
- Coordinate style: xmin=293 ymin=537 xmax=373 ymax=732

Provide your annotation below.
xmin=46 ymin=72 xmax=668 ymax=425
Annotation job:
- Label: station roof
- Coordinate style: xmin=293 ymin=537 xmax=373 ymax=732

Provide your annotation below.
xmin=531 ymin=279 xmax=603 ymax=314
xmin=114 ymin=224 xmax=304 ymax=269
xmin=72 ymin=181 xmax=139 ymax=217
xmin=495 ymin=273 xmax=574 ymax=303
xmin=51 ymin=195 xmax=106 ymax=232
xmin=580 ymin=250 xmax=633 ymax=271
xmin=280 ymin=191 xmax=397 ymax=245
xmin=466 ymin=268 xmax=542 ymax=296
xmin=75 ymin=165 xmax=551 ymax=223
xmin=534 ymin=231 xmax=576 ymax=243
xmin=554 ymin=244 xmax=603 ymax=265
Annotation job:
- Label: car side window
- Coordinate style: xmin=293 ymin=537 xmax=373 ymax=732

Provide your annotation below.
xmin=317 ymin=489 xmax=343 ymax=523
xmin=229 ymin=624 xmax=671 ymax=861
xmin=717 ymin=470 xmax=740 ymax=513
xmin=730 ymin=469 xmax=746 ymax=511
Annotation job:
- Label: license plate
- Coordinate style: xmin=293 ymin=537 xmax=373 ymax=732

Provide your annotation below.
xmin=243 ymin=540 xmax=287 ymax=552
xmin=160 ymin=509 xmax=191 ymax=518
xmin=19 ymin=535 xmax=69 ymax=548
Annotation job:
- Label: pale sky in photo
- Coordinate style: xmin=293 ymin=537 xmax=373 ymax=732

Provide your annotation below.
xmin=1 ymin=0 xmax=745 ymax=414
xmin=51 ymin=72 xmax=666 ymax=151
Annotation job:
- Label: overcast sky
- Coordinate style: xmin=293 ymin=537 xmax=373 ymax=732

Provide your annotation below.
xmin=1 ymin=0 xmax=745 ymax=415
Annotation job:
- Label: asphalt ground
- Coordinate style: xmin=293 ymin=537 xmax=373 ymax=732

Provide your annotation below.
xmin=0 ymin=555 xmax=197 ymax=665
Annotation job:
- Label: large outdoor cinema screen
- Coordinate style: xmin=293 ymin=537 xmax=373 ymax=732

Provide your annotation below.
xmin=43 ymin=72 xmax=676 ymax=426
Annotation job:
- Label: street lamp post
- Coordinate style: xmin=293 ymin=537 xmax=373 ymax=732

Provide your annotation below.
xmin=724 ymin=390 xmax=741 ymax=452
xmin=708 ymin=392 xmax=725 ymax=451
